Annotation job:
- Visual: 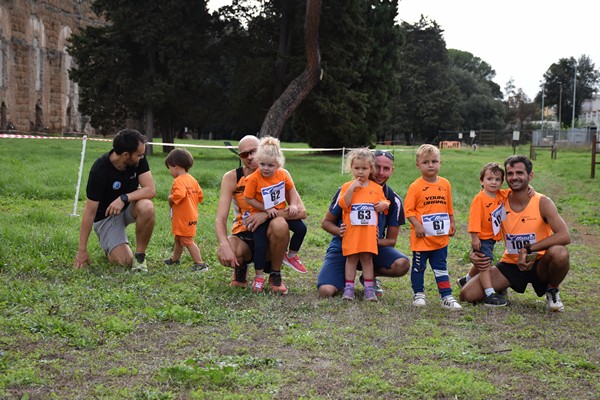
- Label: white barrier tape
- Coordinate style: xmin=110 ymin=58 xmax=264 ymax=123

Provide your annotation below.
xmin=1 ymin=134 xmax=347 ymax=152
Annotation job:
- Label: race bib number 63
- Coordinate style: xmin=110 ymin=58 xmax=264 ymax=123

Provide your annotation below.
xmin=350 ymin=203 xmax=377 ymax=225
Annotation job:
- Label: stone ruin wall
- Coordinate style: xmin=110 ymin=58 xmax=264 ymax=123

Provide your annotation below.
xmin=0 ymin=0 xmax=101 ymax=134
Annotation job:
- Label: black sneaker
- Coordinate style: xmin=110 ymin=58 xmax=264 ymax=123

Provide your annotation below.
xmin=484 ymin=292 xmax=507 ymax=307
xmin=230 ymin=264 xmax=248 ymax=288
xmin=163 ymin=258 xmax=181 ymax=266
xmin=456 ymin=276 xmax=467 ymax=289
xmin=192 ymin=262 xmax=208 ymax=272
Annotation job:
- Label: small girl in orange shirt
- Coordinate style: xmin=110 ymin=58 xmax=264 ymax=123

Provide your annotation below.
xmin=338 ymin=149 xmax=389 ymax=301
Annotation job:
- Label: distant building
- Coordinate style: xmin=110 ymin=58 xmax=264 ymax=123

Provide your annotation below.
xmin=580 ymin=94 xmax=600 ymax=127
xmin=0 ymin=0 xmax=101 ymax=134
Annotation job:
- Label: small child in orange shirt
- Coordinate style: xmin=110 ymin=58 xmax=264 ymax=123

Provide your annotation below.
xmin=338 ymin=148 xmax=390 ymax=301
xmin=243 ymin=136 xmax=307 ymax=294
xmin=405 ymin=144 xmax=461 ymax=310
xmin=460 ymin=163 xmax=509 ymax=306
xmin=163 ymin=148 xmax=207 ymax=272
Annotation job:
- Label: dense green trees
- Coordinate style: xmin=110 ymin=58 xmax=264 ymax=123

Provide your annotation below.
xmin=68 ymin=0 xmax=215 ymax=149
xmin=68 ymin=0 xmax=598 ymax=147
xmin=538 ymin=55 xmax=600 ymax=128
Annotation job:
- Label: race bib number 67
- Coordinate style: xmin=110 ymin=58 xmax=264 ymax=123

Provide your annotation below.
xmin=422 ymin=213 xmax=450 ymax=236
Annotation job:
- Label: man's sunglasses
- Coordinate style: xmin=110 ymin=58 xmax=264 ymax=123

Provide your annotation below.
xmin=373 ymin=150 xmax=394 ymax=161
xmin=239 ymin=148 xmax=257 ymax=159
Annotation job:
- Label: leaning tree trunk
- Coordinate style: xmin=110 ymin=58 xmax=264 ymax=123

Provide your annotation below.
xmin=259 ymin=0 xmax=322 ymax=139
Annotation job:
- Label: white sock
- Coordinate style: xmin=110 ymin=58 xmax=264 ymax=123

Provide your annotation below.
xmin=287 ymin=250 xmax=297 ymax=258
xmin=465 ymin=273 xmax=472 ymax=282
xmin=484 ymin=288 xmax=495 ymax=297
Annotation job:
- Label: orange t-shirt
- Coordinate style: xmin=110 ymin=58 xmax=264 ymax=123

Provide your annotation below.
xmin=405 ymin=176 xmax=454 ymax=251
xmin=500 ymin=193 xmax=553 ymax=263
xmin=231 ymin=167 xmax=251 ymax=235
xmin=170 ymin=173 xmax=204 ymax=237
xmin=338 ymin=180 xmax=389 ymax=256
xmin=468 ymin=189 xmax=510 ymax=241
xmin=243 ymin=168 xmax=295 ymax=213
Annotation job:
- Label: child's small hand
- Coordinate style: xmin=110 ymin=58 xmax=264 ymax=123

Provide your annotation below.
xmin=526 ymin=185 xmax=536 ymax=198
xmin=373 ymin=201 xmax=389 ymax=213
xmin=265 ymin=207 xmax=278 ymax=218
xmin=414 ymin=223 xmax=426 ymax=238
xmin=288 ymin=204 xmax=298 ymax=218
xmin=472 ymin=241 xmax=481 ymax=251
xmin=349 ymin=179 xmax=364 ymax=191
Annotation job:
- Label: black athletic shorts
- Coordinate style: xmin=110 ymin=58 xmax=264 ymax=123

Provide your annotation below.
xmin=496 ymin=261 xmax=547 ymax=297
xmin=232 ymin=231 xmax=271 ymax=273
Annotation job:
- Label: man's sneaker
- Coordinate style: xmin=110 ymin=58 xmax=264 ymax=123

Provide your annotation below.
xmin=342 ymin=285 xmax=355 ymax=301
xmin=373 ymin=278 xmax=384 ymax=298
xmin=456 ymin=276 xmax=467 ymax=289
xmin=360 ymin=275 xmax=384 ymax=298
xmin=163 ymin=258 xmax=181 ymax=266
xmin=364 ymin=286 xmax=378 ymax=302
xmin=484 ymin=292 xmax=507 ymax=307
xmin=282 ymin=254 xmax=307 ymax=273
xmin=268 ymin=273 xmax=289 ymax=295
xmin=412 ymin=292 xmax=426 ymax=307
xmin=192 ymin=262 xmax=209 ymax=272
xmin=231 ymin=264 xmax=248 ymax=288
xmin=132 ymin=256 xmax=148 ymax=273
xmin=545 ymin=288 xmax=564 ymax=312
xmin=441 ymin=296 xmax=463 ymax=310
xmin=252 ymin=276 xmax=265 ymax=294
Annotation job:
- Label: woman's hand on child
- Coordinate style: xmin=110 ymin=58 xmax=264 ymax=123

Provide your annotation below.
xmin=265 ymin=208 xmax=279 ymax=218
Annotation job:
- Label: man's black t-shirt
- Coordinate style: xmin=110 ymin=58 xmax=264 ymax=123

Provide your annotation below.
xmin=86 ymin=150 xmax=150 ymax=222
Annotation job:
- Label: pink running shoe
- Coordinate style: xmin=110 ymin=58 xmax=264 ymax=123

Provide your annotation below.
xmin=252 ymin=276 xmax=265 ymax=293
xmin=283 ymin=254 xmax=307 ymax=273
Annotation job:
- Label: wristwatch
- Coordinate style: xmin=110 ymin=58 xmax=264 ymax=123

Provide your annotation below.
xmin=120 ymin=194 xmax=129 ymax=203
xmin=524 ymin=243 xmax=532 ymax=254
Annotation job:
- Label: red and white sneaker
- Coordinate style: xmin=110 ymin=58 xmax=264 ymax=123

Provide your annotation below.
xmin=283 ymin=254 xmax=307 ymax=273
xmin=252 ymin=276 xmax=265 ymax=293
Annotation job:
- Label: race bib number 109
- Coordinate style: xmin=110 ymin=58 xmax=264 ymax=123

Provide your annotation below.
xmin=505 ymin=233 xmax=536 ymax=254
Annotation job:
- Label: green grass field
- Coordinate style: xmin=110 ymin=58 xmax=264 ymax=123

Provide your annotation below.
xmin=0 ymin=138 xmax=599 ymax=399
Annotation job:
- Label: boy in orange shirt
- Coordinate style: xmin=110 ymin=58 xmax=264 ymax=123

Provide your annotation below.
xmin=460 ymin=163 xmax=509 ymax=306
xmin=163 ymin=148 xmax=207 ymax=271
xmin=405 ymin=144 xmax=461 ymax=309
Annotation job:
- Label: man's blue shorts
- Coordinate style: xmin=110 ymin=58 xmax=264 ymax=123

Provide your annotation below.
xmin=317 ymin=238 xmax=408 ymax=291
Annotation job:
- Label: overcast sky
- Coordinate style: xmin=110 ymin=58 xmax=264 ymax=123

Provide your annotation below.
xmin=208 ymin=0 xmax=599 ymax=100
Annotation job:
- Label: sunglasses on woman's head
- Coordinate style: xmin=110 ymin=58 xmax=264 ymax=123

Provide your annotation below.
xmin=373 ymin=150 xmax=394 ymax=161
xmin=239 ymin=148 xmax=257 ymax=159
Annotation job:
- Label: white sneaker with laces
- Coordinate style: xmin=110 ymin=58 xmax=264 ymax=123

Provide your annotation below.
xmin=441 ymin=295 xmax=463 ymax=310
xmin=412 ymin=292 xmax=426 ymax=307
xmin=545 ymin=288 xmax=564 ymax=312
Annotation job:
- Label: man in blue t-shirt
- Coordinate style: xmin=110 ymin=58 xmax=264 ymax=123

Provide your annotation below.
xmin=317 ymin=150 xmax=410 ymax=297
xmin=74 ymin=129 xmax=156 ymax=272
